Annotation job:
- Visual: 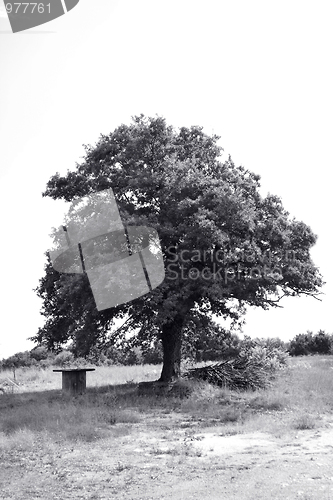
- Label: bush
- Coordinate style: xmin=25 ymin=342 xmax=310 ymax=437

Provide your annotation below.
xmin=1 ymin=347 xmax=56 ymax=371
xmin=312 ymin=331 xmax=332 ymax=354
xmin=182 ymin=320 xmax=241 ymax=362
xmin=288 ymin=330 xmax=333 ymax=356
xmin=141 ymin=341 xmax=163 ymax=365
xmin=53 ymin=350 xmax=74 ymax=367
xmin=30 ymin=346 xmax=49 ymax=362
xmin=0 ymin=351 xmax=33 ymax=370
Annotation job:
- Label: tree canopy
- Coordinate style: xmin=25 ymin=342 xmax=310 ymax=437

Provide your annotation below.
xmin=34 ymin=115 xmax=323 ymax=381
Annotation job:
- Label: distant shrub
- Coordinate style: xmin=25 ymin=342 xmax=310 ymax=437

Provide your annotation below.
xmin=182 ymin=321 xmax=241 ymax=362
xmin=0 ymin=351 xmax=33 ymax=370
xmin=312 ymin=331 xmax=332 ymax=354
xmin=53 ymin=350 xmax=74 ymax=367
xmin=30 ymin=346 xmax=49 ymax=362
xmin=141 ymin=341 xmax=163 ymax=365
xmin=1 ymin=346 xmax=56 ymax=371
xmin=288 ymin=330 xmax=333 ymax=356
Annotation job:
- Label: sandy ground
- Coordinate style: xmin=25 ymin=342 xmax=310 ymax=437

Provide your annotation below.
xmin=2 ymin=412 xmax=333 ymax=500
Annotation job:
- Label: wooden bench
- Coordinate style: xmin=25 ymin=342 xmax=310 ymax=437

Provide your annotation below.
xmin=53 ymin=368 xmax=95 ymax=396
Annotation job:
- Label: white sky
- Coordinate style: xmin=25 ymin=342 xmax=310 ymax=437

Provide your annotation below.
xmin=0 ymin=0 xmax=332 ymax=359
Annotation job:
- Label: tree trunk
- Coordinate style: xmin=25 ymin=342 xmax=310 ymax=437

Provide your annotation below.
xmin=159 ymin=313 xmax=184 ymax=382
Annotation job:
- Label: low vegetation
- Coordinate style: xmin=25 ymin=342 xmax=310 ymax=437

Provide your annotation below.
xmin=1 ymin=329 xmax=331 ymax=380
xmin=0 ymin=332 xmax=287 ymax=372
xmin=1 ymin=354 xmax=333 ymax=499
xmin=1 ymin=354 xmax=333 ymax=449
xmin=287 ymin=329 xmax=333 ymax=356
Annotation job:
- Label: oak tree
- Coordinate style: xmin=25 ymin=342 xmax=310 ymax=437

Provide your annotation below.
xmin=34 ymin=115 xmax=323 ymax=382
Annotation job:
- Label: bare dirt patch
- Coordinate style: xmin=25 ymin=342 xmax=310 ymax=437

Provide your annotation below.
xmin=2 ymin=359 xmax=333 ymax=499
xmin=1 ymin=409 xmax=333 ymax=500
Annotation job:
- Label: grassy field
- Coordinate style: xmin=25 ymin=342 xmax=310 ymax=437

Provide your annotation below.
xmin=1 ymin=356 xmax=333 ymax=499
xmin=1 ymin=356 xmax=333 ymax=446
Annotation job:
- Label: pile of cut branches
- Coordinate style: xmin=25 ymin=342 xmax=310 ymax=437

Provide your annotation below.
xmin=184 ymin=356 xmax=274 ymax=391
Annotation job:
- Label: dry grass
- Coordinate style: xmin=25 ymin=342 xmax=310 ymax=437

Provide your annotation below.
xmin=2 ymin=355 xmax=333 ymax=500
xmin=1 ymin=355 xmax=333 ymax=451
xmin=0 ymin=364 xmax=162 ymax=393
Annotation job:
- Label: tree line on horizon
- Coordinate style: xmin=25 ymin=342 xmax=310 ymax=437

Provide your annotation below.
xmin=1 ymin=329 xmax=333 ymax=372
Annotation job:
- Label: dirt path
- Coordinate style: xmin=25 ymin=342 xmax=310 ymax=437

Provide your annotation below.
xmin=2 ymin=413 xmax=333 ymax=500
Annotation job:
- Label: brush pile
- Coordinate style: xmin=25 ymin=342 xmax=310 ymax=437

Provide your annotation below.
xmin=184 ymin=338 xmax=289 ymax=391
xmin=185 ymin=356 xmax=275 ymax=390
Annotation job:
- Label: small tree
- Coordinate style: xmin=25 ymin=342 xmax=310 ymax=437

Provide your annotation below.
xmin=288 ymin=332 xmax=313 ymax=356
xmin=311 ymin=330 xmax=331 ymax=354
